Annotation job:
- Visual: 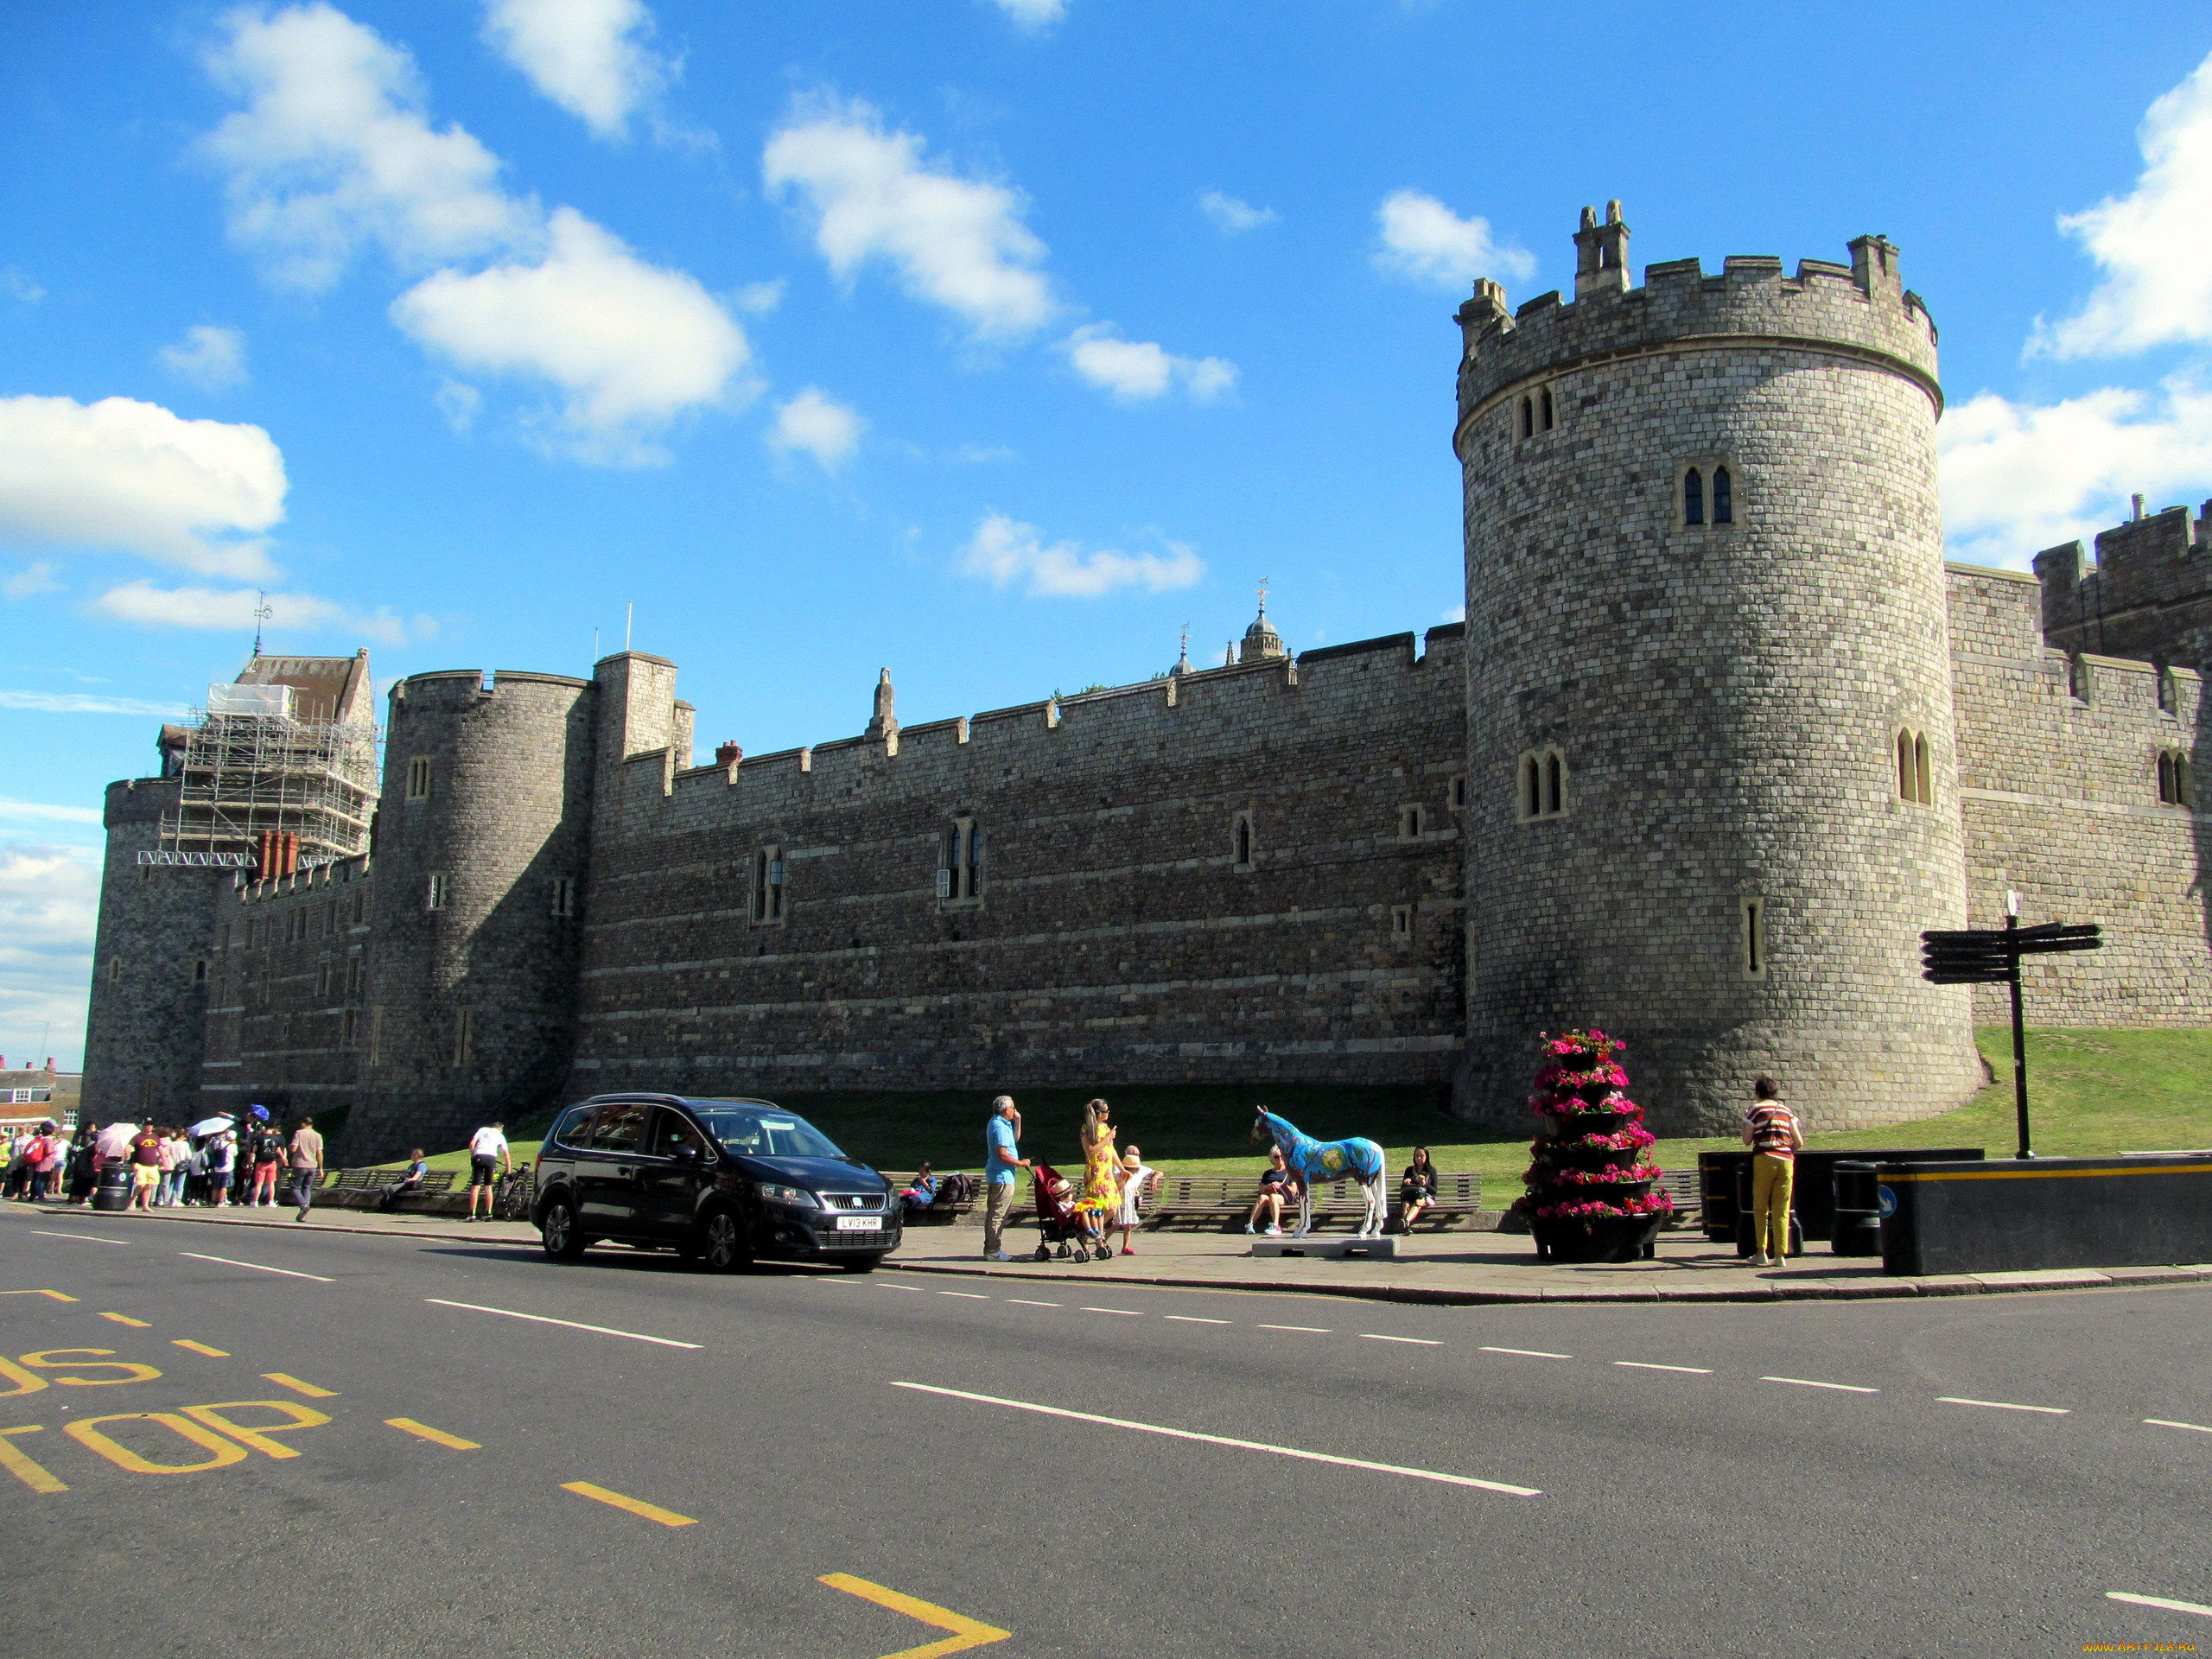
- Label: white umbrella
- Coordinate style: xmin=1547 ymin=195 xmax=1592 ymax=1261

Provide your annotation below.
xmin=188 ymin=1115 xmax=235 ymax=1139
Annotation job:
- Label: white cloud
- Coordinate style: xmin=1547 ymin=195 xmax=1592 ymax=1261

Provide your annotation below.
xmin=157 ymin=324 xmax=250 ymax=391
xmin=992 ymin=0 xmax=1066 ymax=30
xmin=731 ymin=278 xmax=785 ymax=314
xmin=198 ymin=2 xmax=538 ymax=291
xmin=1441 ymin=603 xmax=1465 ymax=625
xmin=766 ymin=388 xmax=865 ymax=472
xmin=1937 ymin=374 xmax=2212 ymax=566
xmin=435 ymin=379 xmax=482 ymax=433
xmin=391 ymin=207 xmax=753 ymax=464
xmin=481 ymin=0 xmax=672 ymax=141
xmin=0 ymin=395 xmax=285 ymax=580
xmin=2034 ymin=52 xmax=2212 ymax=358
xmin=1 ymin=268 xmax=42 ymax=304
xmin=1198 ymin=189 xmax=1276 ymax=234
xmin=951 ymin=442 xmax=1016 ymax=464
xmin=92 ymin=579 xmax=429 ymax=646
xmin=0 ymin=802 xmax=104 ymax=825
xmin=1064 ymin=324 xmax=1237 ymax=404
xmin=0 ymin=842 xmax=99 ymax=1071
xmin=3 ymin=563 xmax=60 ymax=601
xmin=763 ymin=95 xmax=1054 ymax=340
xmin=0 ymin=691 xmax=190 ymax=718
xmin=1372 ymin=188 xmax=1535 ymax=290
xmin=957 ymin=511 xmax=1203 ymax=599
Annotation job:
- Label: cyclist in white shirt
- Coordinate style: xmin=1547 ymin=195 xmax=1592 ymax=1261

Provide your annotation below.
xmin=465 ymin=1121 xmax=512 ymax=1222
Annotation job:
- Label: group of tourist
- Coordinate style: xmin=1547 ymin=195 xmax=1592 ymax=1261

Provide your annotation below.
xmin=0 ymin=1108 xmax=325 ymax=1220
xmin=979 ymin=1095 xmax=1160 ymax=1264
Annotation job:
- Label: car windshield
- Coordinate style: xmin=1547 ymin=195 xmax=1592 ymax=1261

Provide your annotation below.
xmin=692 ymin=1106 xmax=849 ymax=1162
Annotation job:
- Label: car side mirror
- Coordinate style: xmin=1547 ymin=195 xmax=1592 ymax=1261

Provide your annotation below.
xmin=671 ymin=1145 xmax=700 ymax=1163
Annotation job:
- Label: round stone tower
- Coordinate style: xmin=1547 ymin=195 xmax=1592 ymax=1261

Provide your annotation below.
xmin=349 ymin=669 xmax=597 ymax=1160
xmin=1452 ymin=202 xmax=1981 ymax=1135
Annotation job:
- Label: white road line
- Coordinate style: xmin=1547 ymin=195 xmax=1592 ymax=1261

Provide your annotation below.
xmin=1005 ymin=1299 xmax=1061 ymax=1307
xmin=2145 ymin=1418 xmax=2212 ymax=1434
xmin=1760 ymin=1376 xmax=1878 ymax=1394
xmin=1363 ymin=1334 xmax=1441 ymax=1346
xmin=179 ymin=1251 xmax=334 ymax=1281
xmin=937 ymin=1291 xmax=990 ymax=1300
xmin=876 ymin=1283 xmax=920 ymax=1291
xmin=1937 ymin=1395 xmax=2069 ymax=1415
xmin=30 ymin=1230 xmax=128 ymax=1246
xmin=1082 ymin=1307 xmax=1143 ymax=1317
xmin=890 ymin=1381 xmax=1541 ymax=1497
xmin=1259 ymin=1324 xmax=1331 ymax=1333
xmin=1483 ymin=1345 xmax=1572 ymax=1359
xmin=423 ymin=1298 xmax=701 ymax=1349
xmin=2107 ymin=1591 xmax=2212 ymax=1618
xmin=1616 ymin=1361 xmax=1714 ymax=1374
xmin=1164 ymin=1315 xmax=1230 ymax=1325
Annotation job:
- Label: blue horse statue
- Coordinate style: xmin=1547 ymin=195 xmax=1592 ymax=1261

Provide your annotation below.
xmin=1250 ymin=1109 xmax=1388 ymax=1237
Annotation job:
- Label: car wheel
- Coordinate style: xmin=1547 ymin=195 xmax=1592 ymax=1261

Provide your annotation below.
xmin=837 ymin=1255 xmax=882 ymax=1274
xmin=699 ymin=1208 xmax=752 ymax=1273
xmin=541 ymin=1198 xmax=587 ymax=1262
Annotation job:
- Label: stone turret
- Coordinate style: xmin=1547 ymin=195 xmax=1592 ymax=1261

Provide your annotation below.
xmin=1452 ymin=204 xmax=1979 ymax=1135
xmin=1238 ymin=603 xmax=1284 ymax=664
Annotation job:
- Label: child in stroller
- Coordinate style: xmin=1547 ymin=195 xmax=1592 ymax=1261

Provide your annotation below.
xmin=1030 ymin=1161 xmax=1111 ymax=1262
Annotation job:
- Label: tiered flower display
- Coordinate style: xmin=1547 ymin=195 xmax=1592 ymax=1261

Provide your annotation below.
xmin=1516 ymin=1029 xmax=1674 ymax=1263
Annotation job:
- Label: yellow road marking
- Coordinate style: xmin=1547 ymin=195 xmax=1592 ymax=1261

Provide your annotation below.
xmin=0 ymin=1357 xmax=48 ymax=1398
xmin=260 ymin=1373 xmax=338 ymax=1398
xmin=819 ymin=1573 xmax=1012 ymax=1658
xmin=99 ymin=1313 xmax=151 ymax=1327
xmin=173 ymin=1340 xmax=230 ymax=1357
xmin=0 ymin=1290 xmax=76 ymax=1301
xmin=181 ymin=1402 xmax=332 ymax=1459
xmin=386 ymin=1418 xmax=480 ymax=1451
xmin=560 ymin=1481 xmax=696 ymax=1527
xmin=0 ymin=1427 xmax=67 ymax=1493
xmin=21 ymin=1349 xmax=161 ymax=1386
xmin=66 ymin=1412 xmax=247 ymax=1474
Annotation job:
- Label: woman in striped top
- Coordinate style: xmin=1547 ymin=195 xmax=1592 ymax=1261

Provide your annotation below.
xmin=1740 ymin=1076 xmax=1803 ymax=1267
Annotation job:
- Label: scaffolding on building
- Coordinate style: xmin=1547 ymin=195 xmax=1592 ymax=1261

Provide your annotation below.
xmin=159 ymin=682 xmax=380 ymax=874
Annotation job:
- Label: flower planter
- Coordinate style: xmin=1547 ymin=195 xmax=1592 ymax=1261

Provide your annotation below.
xmin=1545 ymin=1111 xmax=1636 ymax=1137
xmin=1533 ymin=1212 xmax=1666 ymax=1264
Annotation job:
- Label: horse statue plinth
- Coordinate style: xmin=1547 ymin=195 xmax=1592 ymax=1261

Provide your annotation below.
xmin=1250 ymin=1108 xmax=1388 ymax=1238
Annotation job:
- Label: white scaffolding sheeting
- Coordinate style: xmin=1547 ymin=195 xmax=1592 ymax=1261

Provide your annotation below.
xmin=161 ymin=702 xmax=379 ymax=868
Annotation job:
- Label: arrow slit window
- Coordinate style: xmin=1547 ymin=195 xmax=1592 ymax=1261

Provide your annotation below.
xmin=1741 ymin=898 xmax=1767 ymax=979
xmin=1896 ymin=728 xmax=1933 ymax=804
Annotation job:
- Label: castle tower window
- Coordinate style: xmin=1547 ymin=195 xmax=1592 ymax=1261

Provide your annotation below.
xmin=2069 ymin=654 xmax=2094 ymax=703
xmin=1518 ymin=397 xmax=1533 ymax=441
xmin=1391 ymin=903 xmax=1414 ymax=944
xmin=1518 ymin=749 xmax=1567 ymax=820
xmin=1683 ymin=468 xmax=1705 ymax=526
xmin=404 ymin=756 xmax=431 ymax=802
xmin=1544 ymin=753 xmax=1564 ymax=816
xmin=315 ymin=957 xmax=332 ymax=999
xmin=1914 ymin=734 xmax=1932 ymax=804
xmin=1521 ymin=754 xmax=1541 ymax=819
xmin=426 ymin=871 xmax=448 ymax=912
xmin=1713 ymin=466 xmax=1733 ymax=524
xmin=1233 ymin=812 xmax=1254 ymax=871
xmin=106 ymin=956 xmax=122 ymax=984
xmin=551 ymin=876 xmax=577 ymax=918
xmin=340 ymin=1007 xmax=359 ymax=1050
xmin=345 ymin=955 xmax=365 ymax=998
xmin=1540 ymin=387 xmax=1554 ymax=431
xmin=1450 ymin=774 xmax=1467 ymax=812
xmin=2158 ymin=750 xmax=2192 ymax=806
xmin=1398 ymin=804 xmax=1425 ymax=841
xmin=2157 ymin=666 xmax=2178 ymax=714
xmin=451 ymin=1005 xmax=474 ymax=1069
xmin=193 ymin=958 xmax=207 ymax=984
xmin=941 ymin=818 xmax=980 ymax=903
xmin=752 ymin=847 xmax=785 ymax=923
xmin=1741 ymin=898 xmax=1768 ymax=978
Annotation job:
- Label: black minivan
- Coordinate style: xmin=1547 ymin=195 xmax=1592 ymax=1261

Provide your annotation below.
xmin=532 ymin=1095 xmax=899 ymax=1272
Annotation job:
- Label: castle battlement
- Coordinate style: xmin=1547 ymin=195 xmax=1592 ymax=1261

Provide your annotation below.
xmin=2034 ymin=501 xmax=2212 ymax=658
xmin=1453 ymin=204 xmax=1939 ymax=449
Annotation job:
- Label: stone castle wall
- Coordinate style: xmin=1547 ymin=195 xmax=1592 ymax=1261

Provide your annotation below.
xmin=1948 ymin=563 xmax=2209 ymax=1025
xmin=567 ymin=632 xmax=1468 ymax=1106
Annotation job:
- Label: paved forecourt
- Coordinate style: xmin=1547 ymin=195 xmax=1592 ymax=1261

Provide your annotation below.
xmin=3 ymin=1204 xmax=2209 ymax=1655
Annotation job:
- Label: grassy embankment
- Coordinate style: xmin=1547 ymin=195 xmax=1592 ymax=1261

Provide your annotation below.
xmin=397 ymin=1028 xmax=2211 ymax=1189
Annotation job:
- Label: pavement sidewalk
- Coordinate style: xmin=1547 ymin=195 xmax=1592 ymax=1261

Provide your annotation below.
xmin=13 ymin=1200 xmax=2209 ymax=1305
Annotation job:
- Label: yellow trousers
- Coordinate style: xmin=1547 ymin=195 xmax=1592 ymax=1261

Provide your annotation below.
xmin=1751 ymin=1153 xmax=1794 ymax=1259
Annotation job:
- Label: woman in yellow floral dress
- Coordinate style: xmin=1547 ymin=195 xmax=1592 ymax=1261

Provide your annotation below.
xmin=1076 ymin=1098 xmax=1118 ymax=1260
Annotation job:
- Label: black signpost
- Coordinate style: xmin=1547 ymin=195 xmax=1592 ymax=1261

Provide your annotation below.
xmin=1920 ymin=911 xmax=2102 ymax=1160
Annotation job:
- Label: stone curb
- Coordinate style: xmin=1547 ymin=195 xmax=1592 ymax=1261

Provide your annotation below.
xmin=3 ymin=1205 xmax=539 ymax=1250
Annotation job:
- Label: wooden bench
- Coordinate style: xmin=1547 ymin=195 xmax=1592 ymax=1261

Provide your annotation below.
xmin=1656 ymin=1169 xmax=1701 ymax=1228
xmin=1393 ymin=1171 xmax=1483 ymax=1231
xmin=1146 ymin=1173 xmax=1479 ymax=1233
xmin=323 ymin=1167 xmax=455 ymax=1210
xmin=880 ymin=1172 xmax=981 ymax=1225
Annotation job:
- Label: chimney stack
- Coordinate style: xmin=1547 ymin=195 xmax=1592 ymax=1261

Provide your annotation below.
xmin=715 ymin=741 xmax=741 ymax=767
xmin=2132 ymin=493 xmax=2145 ymax=522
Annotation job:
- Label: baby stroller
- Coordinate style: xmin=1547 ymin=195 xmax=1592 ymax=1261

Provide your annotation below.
xmin=1031 ymin=1162 xmax=1110 ymax=1262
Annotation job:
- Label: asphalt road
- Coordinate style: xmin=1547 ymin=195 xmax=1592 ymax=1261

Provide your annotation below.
xmin=2 ymin=1206 xmax=2208 ymax=1658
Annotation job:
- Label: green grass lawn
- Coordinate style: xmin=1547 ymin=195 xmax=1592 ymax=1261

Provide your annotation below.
xmin=381 ymin=1028 xmax=2212 ymax=1192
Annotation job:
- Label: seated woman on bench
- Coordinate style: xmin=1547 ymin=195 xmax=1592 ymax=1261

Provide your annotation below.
xmin=1398 ymin=1146 xmax=1438 ymax=1232
xmin=379 ymin=1149 xmax=429 ymax=1211
xmin=1243 ymin=1146 xmax=1303 ymax=1236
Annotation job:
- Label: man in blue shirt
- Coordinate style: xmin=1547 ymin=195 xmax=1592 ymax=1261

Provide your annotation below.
xmin=982 ymin=1096 xmax=1030 ymax=1262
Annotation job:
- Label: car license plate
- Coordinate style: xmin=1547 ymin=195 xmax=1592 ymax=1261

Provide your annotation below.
xmin=834 ymin=1216 xmax=882 ymax=1231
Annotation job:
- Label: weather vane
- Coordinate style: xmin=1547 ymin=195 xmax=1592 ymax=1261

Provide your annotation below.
xmin=251 ymin=589 xmax=271 ymax=658
xmin=1256 ymin=575 xmax=1269 ymax=615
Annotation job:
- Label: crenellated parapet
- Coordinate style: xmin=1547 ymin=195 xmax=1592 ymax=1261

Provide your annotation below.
xmin=1452 ymin=204 xmax=1940 ymax=457
xmin=2034 ymin=500 xmax=2212 ymax=671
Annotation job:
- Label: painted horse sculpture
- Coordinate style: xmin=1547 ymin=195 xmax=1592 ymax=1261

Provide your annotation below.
xmin=1249 ymin=1109 xmax=1388 ymax=1237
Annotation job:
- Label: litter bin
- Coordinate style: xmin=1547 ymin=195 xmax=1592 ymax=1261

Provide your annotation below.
xmin=91 ymin=1163 xmax=134 ymax=1211
xmin=1830 ymin=1161 xmax=1882 ymax=1256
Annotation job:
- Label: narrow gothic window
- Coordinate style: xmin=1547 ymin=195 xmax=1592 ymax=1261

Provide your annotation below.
xmin=753 ymin=848 xmax=784 ymax=921
xmin=1518 ymin=397 xmax=1533 ymax=440
xmin=551 ymin=877 xmax=577 ymax=918
xmin=1399 ymin=804 xmax=1424 ymax=840
xmin=1544 ymin=753 xmax=1564 ymax=816
xmin=405 ymin=755 xmax=431 ymax=801
xmin=1233 ymin=813 xmax=1253 ymax=869
xmin=1914 ymin=734 xmax=1932 ymax=805
xmin=1540 ymin=387 xmax=1554 ymax=431
xmin=2157 ymin=666 xmax=2177 ymax=713
xmin=2181 ymin=754 xmax=2195 ymax=805
xmin=426 ymin=871 xmax=448 ymax=911
xmin=1683 ymin=468 xmax=1705 ymax=526
xmin=1713 ymin=466 xmax=1733 ymax=524
xmin=2159 ymin=752 xmax=2177 ymax=803
xmin=1897 ymin=729 xmax=1915 ymax=801
xmin=1521 ymin=755 xmax=1541 ymax=819
xmin=941 ymin=819 xmax=979 ymax=902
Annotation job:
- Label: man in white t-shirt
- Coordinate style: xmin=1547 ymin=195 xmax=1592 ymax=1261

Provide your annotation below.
xmin=465 ymin=1121 xmax=512 ymax=1221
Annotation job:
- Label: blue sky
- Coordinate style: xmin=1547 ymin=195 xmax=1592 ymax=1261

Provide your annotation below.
xmin=5 ymin=0 xmax=2212 ymax=1068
